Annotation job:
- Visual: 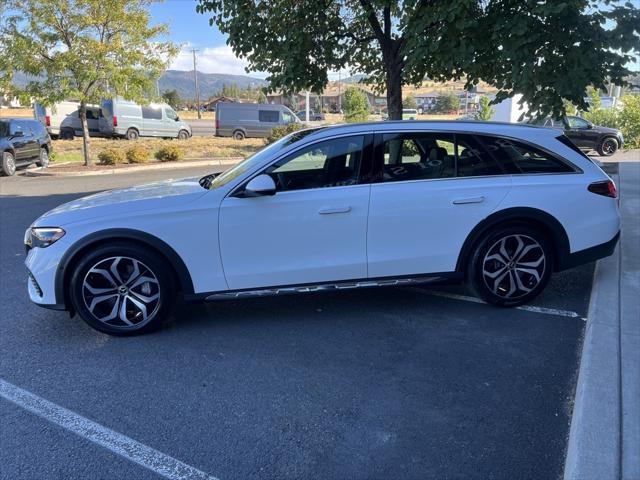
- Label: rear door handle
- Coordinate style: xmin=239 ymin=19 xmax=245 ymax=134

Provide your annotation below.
xmin=453 ymin=196 xmax=485 ymax=205
xmin=318 ymin=206 xmax=352 ymax=215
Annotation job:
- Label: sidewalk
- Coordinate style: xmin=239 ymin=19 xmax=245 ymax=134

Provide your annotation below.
xmin=564 ymin=159 xmax=640 ymax=480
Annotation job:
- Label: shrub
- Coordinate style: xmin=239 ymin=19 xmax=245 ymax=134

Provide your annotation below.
xmin=618 ymin=95 xmax=640 ymax=149
xmin=154 ymin=145 xmax=184 ymax=162
xmin=97 ymin=148 xmax=126 ymax=165
xmin=343 ymin=86 xmax=370 ymax=123
xmin=126 ymin=145 xmax=151 ymax=164
xmin=265 ymin=122 xmax=303 ymax=144
xmin=475 ymin=96 xmax=495 ymax=121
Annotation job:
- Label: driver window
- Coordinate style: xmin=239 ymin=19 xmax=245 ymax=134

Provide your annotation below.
xmin=266 ymin=136 xmax=364 ymax=192
xmin=567 ymin=117 xmax=589 ymax=129
xmin=165 ymin=108 xmax=178 ymax=121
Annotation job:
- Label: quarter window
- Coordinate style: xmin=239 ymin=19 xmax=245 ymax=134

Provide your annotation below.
xmin=455 ymin=134 xmax=504 ymax=177
xmin=265 ymin=135 xmax=364 ymax=191
xmin=476 ymin=136 xmax=574 ymax=174
xmin=141 ymin=106 xmax=163 ymax=120
xmin=380 ymin=133 xmax=455 ymax=182
xmin=259 ymin=110 xmax=279 ymax=123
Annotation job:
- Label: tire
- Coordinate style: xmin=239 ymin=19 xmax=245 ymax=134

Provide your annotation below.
xmin=1 ymin=151 xmax=16 ymax=176
xmin=177 ymin=130 xmax=189 ymax=140
xmin=60 ymin=129 xmax=74 ymax=140
xmin=36 ymin=147 xmax=49 ymax=167
xmin=233 ymin=130 xmax=245 ymax=141
xmin=597 ymin=137 xmax=618 ymax=157
xmin=125 ymin=128 xmax=139 ymax=141
xmin=69 ymin=243 xmax=176 ymax=335
xmin=466 ymin=224 xmax=553 ymax=307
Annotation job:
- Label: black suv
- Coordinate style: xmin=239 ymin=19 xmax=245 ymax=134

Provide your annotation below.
xmin=530 ymin=115 xmax=624 ymax=156
xmin=0 ymin=118 xmax=52 ymax=176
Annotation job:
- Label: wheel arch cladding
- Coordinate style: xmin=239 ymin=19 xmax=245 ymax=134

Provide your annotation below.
xmin=455 ymin=207 xmax=571 ymax=274
xmin=55 ymin=228 xmax=194 ymax=309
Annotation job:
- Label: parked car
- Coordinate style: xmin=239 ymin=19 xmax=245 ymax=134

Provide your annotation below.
xmin=99 ymin=98 xmax=192 ymax=140
xmin=33 ymin=101 xmax=102 ymax=140
xmin=402 ymin=109 xmax=418 ymax=120
xmin=1 ymin=118 xmax=52 ymax=176
xmin=25 ymin=121 xmax=620 ymax=335
xmin=216 ymin=102 xmax=299 ymax=140
xmin=295 ymin=110 xmax=325 ymax=121
xmin=528 ymin=115 xmax=623 ymax=156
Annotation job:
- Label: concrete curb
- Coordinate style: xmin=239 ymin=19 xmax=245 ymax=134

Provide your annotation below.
xmin=564 ymin=161 xmax=640 ymax=480
xmin=24 ymin=157 xmax=243 ymax=177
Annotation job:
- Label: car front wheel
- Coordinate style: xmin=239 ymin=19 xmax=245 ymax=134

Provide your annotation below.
xmin=70 ymin=243 xmax=175 ymax=335
xmin=1 ymin=151 xmax=16 ymax=176
xmin=36 ymin=147 xmax=49 ymax=167
xmin=467 ymin=225 xmax=553 ymax=307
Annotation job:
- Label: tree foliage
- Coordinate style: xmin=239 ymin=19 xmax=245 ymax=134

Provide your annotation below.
xmin=0 ymin=0 xmax=177 ymax=165
xmin=475 ymin=96 xmax=495 ymax=121
xmin=343 ymin=86 xmax=370 ymax=123
xmin=257 ymin=90 xmax=268 ymax=104
xmin=196 ymin=0 xmax=639 ymax=121
xmin=403 ymin=93 xmax=417 ymax=110
xmin=434 ymin=93 xmax=460 ymax=114
xmin=162 ymin=89 xmax=182 ymax=109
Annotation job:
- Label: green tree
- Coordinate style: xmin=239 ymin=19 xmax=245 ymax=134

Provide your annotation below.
xmin=162 ymin=89 xmax=182 ymax=109
xmin=434 ymin=93 xmax=460 ymax=114
xmin=618 ymin=95 xmax=640 ymax=148
xmin=196 ymin=0 xmax=639 ymax=121
xmin=475 ymin=96 xmax=495 ymax=121
xmin=404 ymin=93 xmax=417 ymax=110
xmin=257 ymin=90 xmax=268 ymax=104
xmin=314 ymin=95 xmax=322 ymax=113
xmin=0 ymin=0 xmax=177 ymax=166
xmin=343 ymin=87 xmax=370 ymax=123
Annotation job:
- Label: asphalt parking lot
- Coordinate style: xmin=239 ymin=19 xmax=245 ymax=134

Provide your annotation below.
xmin=0 ymin=160 xmax=609 ymax=479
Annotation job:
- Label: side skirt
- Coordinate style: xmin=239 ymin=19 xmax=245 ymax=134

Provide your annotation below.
xmin=184 ymin=273 xmax=463 ymax=303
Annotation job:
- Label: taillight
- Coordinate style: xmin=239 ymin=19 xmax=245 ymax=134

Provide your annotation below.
xmin=588 ymin=180 xmax=617 ymax=198
xmin=45 ymin=115 xmax=50 ymax=127
xmin=113 ymin=115 xmax=118 ymax=127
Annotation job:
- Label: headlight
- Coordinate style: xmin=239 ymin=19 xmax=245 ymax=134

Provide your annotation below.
xmin=25 ymin=227 xmax=65 ymax=248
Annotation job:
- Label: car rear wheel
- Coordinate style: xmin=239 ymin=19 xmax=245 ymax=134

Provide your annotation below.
xmin=36 ymin=147 xmax=49 ymax=167
xmin=233 ymin=130 xmax=245 ymax=141
xmin=597 ymin=137 xmax=618 ymax=157
xmin=467 ymin=225 xmax=553 ymax=307
xmin=125 ymin=128 xmax=139 ymax=141
xmin=1 ymin=151 xmax=16 ymax=176
xmin=70 ymin=243 xmax=175 ymax=335
xmin=60 ymin=129 xmax=75 ymax=140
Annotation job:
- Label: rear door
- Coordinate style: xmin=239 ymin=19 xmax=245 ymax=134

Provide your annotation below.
xmin=366 ymin=131 xmax=512 ymax=277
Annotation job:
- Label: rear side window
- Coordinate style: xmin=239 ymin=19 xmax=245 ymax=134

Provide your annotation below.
xmin=475 ymin=135 xmax=574 ymax=174
xmin=259 ymin=110 xmax=279 ymax=123
xmin=0 ymin=121 xmax=9 ymax=136
xmin=142 ymin=106 xmax=162 ymax=120
xmin=556 ymin=135 xmax=592 ymax=162
xmin=455 ymin=134 xmax=503 ymax=177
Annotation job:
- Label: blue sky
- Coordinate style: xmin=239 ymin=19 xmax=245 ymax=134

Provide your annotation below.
xmin=151 ymin=0 xmax=639 ymax=77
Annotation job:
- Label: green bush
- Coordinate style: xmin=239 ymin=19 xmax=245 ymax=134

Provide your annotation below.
xmin=126 ymin=145 xmax=151 ymax=164
xmin=343 ymin=86 xmax=370 ymax=123
xmin=265 ymin=122 xmax=303 ymax=144
xmin=154 ymin=145 xmax=184 ymax=162
xmin=97 ymin=148 xmax=126 ymax=165
xmin=582 ymin=95 xmax=640 ymax=149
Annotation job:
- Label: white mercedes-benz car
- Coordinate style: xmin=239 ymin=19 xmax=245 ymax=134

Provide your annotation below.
xmin=25 ymin=122 xmax=620 ymax=335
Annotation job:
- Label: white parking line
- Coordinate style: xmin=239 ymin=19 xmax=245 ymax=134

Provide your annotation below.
xmin=424 ymin=291 xmax=584 ymax=319
xmin=0 ymin=379 xmax=219 ymax=480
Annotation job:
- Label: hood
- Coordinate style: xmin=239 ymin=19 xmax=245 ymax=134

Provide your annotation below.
xmin=596 ymin=125 xmax=621 ymax=136
xmin=34 ymin=177 xmax=208 ymax=227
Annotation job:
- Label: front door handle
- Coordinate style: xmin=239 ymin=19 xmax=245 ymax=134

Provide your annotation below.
xmin=453 ymin=196 xmax=485 ymax=205
xmin=318 ymin=206 xmax=352 ymax=215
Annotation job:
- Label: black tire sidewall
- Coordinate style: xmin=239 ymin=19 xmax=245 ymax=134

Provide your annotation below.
xmin=36 ymin=148 xmax=49 ymax=167
xmin=467 ymin=224 xmax=553 ymax=307
xmin=598 ymin=137 xmax=618 ymax=157
xmin=178 ymin=130 xmax=188 ymax=140
xmin=233 ymin=131 xmax=245 ymax=140
xmin=126 ymin=129 xmax=139 ymax=141
xmin=2 ymin=152 xmax=16 ymax=176
xmin=69 ymin=243 xmax=175 ymax=335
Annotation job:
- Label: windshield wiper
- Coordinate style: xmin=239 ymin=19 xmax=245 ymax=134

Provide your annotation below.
xmin=199 ymin=172 xmax=221 ymax=189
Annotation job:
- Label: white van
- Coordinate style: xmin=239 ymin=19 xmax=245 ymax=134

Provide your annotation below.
xmin=33 ymin=101 xmax=101 ymax=139
xmin=99 ymin=98 xmax=192 ymax=140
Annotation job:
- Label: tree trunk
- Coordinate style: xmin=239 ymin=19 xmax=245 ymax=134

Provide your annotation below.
xmin=78 ymin=102 xmax=92 ymax=166
xmin=385 ymin=60 xmax=403 ymax=120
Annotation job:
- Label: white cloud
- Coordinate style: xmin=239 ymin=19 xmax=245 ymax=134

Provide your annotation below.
xmin=170 ymin=44 xmax=266 ymax=78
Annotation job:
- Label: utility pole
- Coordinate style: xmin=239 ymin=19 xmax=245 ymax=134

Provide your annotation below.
xmin=192 ymin=49 xmax=201 ymax=120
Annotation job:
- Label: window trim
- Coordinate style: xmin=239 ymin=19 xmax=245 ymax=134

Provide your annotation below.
xmin=229 ymin=133 xmax=374 ymax=197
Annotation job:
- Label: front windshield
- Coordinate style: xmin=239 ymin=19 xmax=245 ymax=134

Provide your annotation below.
xmin=204 ymin=127 xmax=324 ymax=190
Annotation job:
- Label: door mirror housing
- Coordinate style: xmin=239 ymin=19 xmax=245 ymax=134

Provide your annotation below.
xmin=10 ymin=130 xmax=24 ymax=138
xmin=244 ymin=174 xmax=276 ymax=197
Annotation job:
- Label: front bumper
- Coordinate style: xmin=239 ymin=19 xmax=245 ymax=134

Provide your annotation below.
xmin=25 ymin=240 xmax=69 ymax=310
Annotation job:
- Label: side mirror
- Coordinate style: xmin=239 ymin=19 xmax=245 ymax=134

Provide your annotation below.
xmin=11 ymin=130 xmax=24 ymax=138
xmin=244 ymin=174 xmax=276 ymax=197
xmin=587 ymin=123 xmax=594 ymax=129
xmin=175 ymin=117 xmax=180 ymax=122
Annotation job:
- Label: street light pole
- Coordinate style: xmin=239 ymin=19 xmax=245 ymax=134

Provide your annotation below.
xmin=192 ymin=49 xmax=201 ymax=120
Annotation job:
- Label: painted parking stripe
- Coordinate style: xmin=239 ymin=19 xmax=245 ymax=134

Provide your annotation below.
xmin=424 ymin=291 xmax=584 ymax=319
xmin=0 ymin=379 xmax=219 ymax=480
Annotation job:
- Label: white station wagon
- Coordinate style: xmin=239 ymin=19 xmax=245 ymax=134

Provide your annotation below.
xmin=25 ymin=122 xmax=620 ymax=335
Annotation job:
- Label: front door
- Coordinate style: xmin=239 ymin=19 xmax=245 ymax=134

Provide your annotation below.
xmin=564 ymin=116 xmax=598 ymax=148
xmin=367 ymin=132 xmax=512 ymax=277
xmin=219 ymin=135 xmax=371 ymax=290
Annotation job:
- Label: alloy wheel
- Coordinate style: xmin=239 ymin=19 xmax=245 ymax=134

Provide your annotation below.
xmin=39 ymin=149 xmax=49 ymax=167
xmin=482 ymin=234 xmax=546 ymax=300
xmin=82 ymin=256 xmax=161 ymax=329
xmin=601 ymin=138 xmax=617 ymax=156
xmin=5 ymin=154 xmax=16 ymax=175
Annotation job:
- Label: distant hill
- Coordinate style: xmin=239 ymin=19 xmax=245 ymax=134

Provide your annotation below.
xmin=159 ymin=70 xmax=269 ymax=100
